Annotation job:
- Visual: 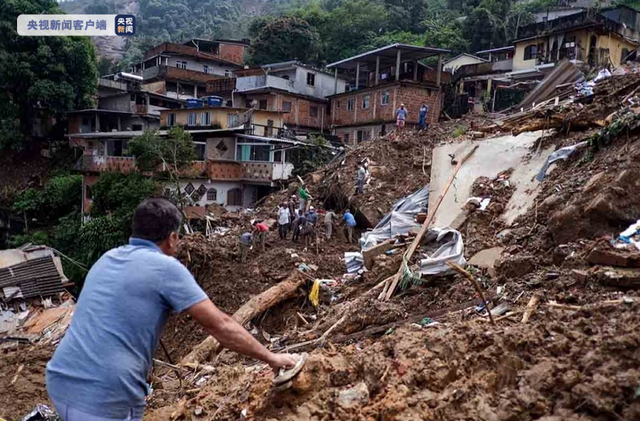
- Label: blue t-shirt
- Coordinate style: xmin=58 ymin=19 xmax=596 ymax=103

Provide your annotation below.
xmin=344 ymin=212 xmax=357 ymax=227
xmin=396 ymin=108 xmax=407 ymax=120
xmin=46 ymin=238 xmax=208 ymax=418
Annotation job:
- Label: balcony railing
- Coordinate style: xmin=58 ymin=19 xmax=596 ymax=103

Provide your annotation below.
xmin=207 ymin=161 xmax=292 ymax=182
xmin=75 ymin=155 xmax=136 ymax=173
xmin=235 ymin=75 xmax=295 ymax=93
xmin=207 ymin=78 xmax=237 ymax=94
xmin=142 ymin=65 xmax=220 ymax=84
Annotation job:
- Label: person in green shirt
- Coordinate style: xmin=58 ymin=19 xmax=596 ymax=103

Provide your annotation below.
xmin=298 ymin=186 xmax=312 ymax=213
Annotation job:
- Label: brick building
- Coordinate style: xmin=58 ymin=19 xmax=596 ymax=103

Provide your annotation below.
xmin=207 ymin=61 xmax=348 ymax=134
xmin=326 ymin=44 xmax=449 ymax=144
xmin=132 ymin=39 xmax=248 ymax=100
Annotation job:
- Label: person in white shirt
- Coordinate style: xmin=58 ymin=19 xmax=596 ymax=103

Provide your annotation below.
xmin=278 ymin=203 xmax=291 ymax=239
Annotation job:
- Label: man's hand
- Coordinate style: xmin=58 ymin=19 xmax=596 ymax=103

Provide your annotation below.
xmin=266 ymin=352 xmax=298 ymax=373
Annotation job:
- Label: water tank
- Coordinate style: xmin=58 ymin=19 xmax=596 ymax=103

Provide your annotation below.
xmin=186 ymin=98 xmax=204 ymax=108
xmin=204 ymin=96 xmax=223 ymax=107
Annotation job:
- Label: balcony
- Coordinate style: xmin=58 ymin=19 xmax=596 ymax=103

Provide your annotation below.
xmin=207 ymin=161 xmax=293 ymax=183
xmin=236 ymin=75 xmax=295 ymax=93
xmin=75 ymin=155 xmax=136 ymax=173
xmin=98 ymin=78 xmax=130 ymax=91
xmin=207 ymin=78 xmax=237 ymax=94
xmin=142 ymin=65 xmax=220 ymax=84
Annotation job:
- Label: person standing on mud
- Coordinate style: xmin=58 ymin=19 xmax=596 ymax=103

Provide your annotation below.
xmin=324 ymin=209 xmax=336 ymax=239
xmin=395 ymin=103 xmax=408 ymax=132
xmin=418 ymin=103 xmax=429 ymax=131
xmin=252 ymin=220 xmax=269 ymax=252
xmin=278 ymin=203 xmax=291 ymax=240
xmin=356 ymin=164 xmax=366 ymax=195
xmin=239 ymin=231 xmax=252 ymax=263
xmin=343 ymin=209 xmax=357 ymax=244
xmin=46 ymin=199 xmax=297 ymax=421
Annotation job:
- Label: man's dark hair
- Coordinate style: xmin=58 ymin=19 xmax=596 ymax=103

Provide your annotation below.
xmin=132 ymin=198 xmax=182 ymax=243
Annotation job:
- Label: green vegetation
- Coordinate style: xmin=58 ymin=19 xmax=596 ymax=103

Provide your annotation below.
xmin=249 ymin=16 xmax=321 ymax=65
xmin=0 ymin=0 xmax=98 ymax=150
xmin=9 ymin=172 xmax=158 ymax=291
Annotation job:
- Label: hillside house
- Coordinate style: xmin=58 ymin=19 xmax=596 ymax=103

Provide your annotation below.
xmin=511 ymin=5 xmax=640 ymax=77
xmin=71 ymin=105 xmax=304 ymax=214
xmin=207 ymin=61 xmax=348 ymax=133
xmin=327 ymin=44 xmax=449 ymax=144
xmin=132 ymin=39 xmax=248 ymax=100
xmin=443 ymin=53 xmax=487 ymax=75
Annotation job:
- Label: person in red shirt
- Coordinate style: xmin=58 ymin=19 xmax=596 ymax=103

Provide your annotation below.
xmin=252 ymin=220 xmax=269 ymax=252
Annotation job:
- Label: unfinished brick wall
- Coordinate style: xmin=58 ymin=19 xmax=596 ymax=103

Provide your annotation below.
xmin=331 ymin=82 xmax=442 ymax=127
xmin=219 ymin=44 xmax=246 ymax=66
xmin=242 ymin=93 xmax=328 ymax=130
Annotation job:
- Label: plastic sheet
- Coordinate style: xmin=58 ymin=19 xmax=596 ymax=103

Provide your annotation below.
xmin=418 ymin=228 xmax=466 ymax=275
xmin=536 ymin=141 xmax=588 ymax=181
xmin=360 ymin=185 xmax=429 ymax=250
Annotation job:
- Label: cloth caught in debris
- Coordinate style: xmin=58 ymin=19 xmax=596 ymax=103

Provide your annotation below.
xmin=344 ymin=252 xmax=363 ymax=273
xmin=418 ymin=228 xmax=466 ymax=275
xmin=536 ymin=141 xmax=588 ymax=181
xmin=309 ymin=280 xmax=321 ymax=307
xmin=361 ymin=185 xmax=429 ymax=250
xmin=46 ymin=238 xmax=208 ymax=419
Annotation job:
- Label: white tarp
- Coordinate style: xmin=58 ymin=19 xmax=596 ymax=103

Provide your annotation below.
xmin=360 ymin=185 xmax=429 ymax=250
xmin=418 ymin=228 xmax=466 ymax=275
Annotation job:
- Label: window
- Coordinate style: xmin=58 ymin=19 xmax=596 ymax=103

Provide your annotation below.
xmin=347 ymin=98 xmax=355 ymax=111
xmin=227 ymin=188 xmax=242 ymax=206
xmin=176 ymin=60 xmax=187 ymax=69
xmin=381 ymin=91 xmax=390 ymax=105
xmin=167 ymin=113 xmax=176 ymax=127
xmin=106 ymin=140 xmax=129 ymax=157
xmin=194 ymin=142 xmax=206 ymax=160
xmin=274 ymin=150 xmax=282 ymax=162
xmin=224 ymin=70 xmax=231 ymax=78
xmin=188 ymin=113 xmax=197 ymax=126
xmin=524 ymin=44 xmax=538 ymax=61
xmin=259 ymin=99 xmax=268 ymax=110
xmin=203 ymin=65 xmax=210 ymax=74
xmin=201 ymin=112 xmax=211 ymax=126
xmin=207 ymin=188 xmax=217 ymax=201
xmin=216 ymin=140 xmax=229 ymax=154
xmin=282 ymin=101 xmax=292 ymax=112
xmin=184 ymin=183 xmax=195 ymax=195
xmin=344 ymin=133 xmax=350 ymax=144
xmin=236 ymin=144 xmax=272 ymax=162
xmin=362 ymin=95 xmax=370 ymax=109
xmin=85 ymin=185 xmax=92 ymax=200
xmin=357 ymin=130 xmax=371 ymax=143
xmin=310 ymin=106 xmax=318 ymax=117
xmin=306 ymin=72 xmax=316 ymax=86
xmin=132 ymin=124 xmax=143 ymax=131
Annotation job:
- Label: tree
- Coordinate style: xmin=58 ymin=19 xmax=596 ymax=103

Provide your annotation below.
xmin=0 ymin=0 xmax=98 ymax=149
xmin=129 ymin=127 xmax=196 ymax=208
xmin=249 ymin=17 xmax=321 ymax=65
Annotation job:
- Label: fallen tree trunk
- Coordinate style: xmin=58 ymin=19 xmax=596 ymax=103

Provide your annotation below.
xmin=180 ymin=270 xmax=306 ymax=366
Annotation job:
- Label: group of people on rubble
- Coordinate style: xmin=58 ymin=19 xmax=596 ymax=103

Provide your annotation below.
xmin=238 ymin=185 xmax=358 ymax=262
xmin=395 ymin=102 xmax=430 ymax=133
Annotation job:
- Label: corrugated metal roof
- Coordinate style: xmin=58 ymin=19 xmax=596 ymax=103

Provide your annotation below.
xmin=0 ymin=256 xmax=66 ymax=301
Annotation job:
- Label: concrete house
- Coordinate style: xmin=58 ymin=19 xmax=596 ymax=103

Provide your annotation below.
xmin=326 ymin=44 xmax=449 ymax=144
xmin=132 ymin=39 xmax=248 ymax=100
xmin=207 ymin=61 xmax=348 ymax=133
xmin=443 ymin=53 xmax=487 ymax=75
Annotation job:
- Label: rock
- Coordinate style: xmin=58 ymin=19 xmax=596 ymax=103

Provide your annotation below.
xmin=587 ymin=248 xmax=640 ymax=268
xmin=496 ymin=255 xmax=536 ymax=279
xmin=469 ymin=247 xmax=504 ymax=269
xmin=336 ymin=382 xmax=369 ymax=409
xmin=571 ymin=269 xmax=590 ymax=283
xmin=596 ymin=267 xmax=640 ymax=288
xmin=540 ymin=194 xmax=562 ymax=211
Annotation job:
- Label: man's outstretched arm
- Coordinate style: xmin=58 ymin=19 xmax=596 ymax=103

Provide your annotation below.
xmin=186 ymin=299 xmax=297 ymax=371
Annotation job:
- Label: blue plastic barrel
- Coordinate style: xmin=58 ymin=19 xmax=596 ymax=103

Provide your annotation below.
xmin=204 ymin=96 xmax=223 ymax=107
xmin=186 ymin=98 xmax=204 ymax=108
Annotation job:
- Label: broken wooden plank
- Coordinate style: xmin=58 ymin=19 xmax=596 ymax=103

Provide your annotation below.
xmin=379 ymin=145 xmax=479 ymax=301
xmin=363 ymin=239 xmax=397 ymax=270
xmin=447 ymin=261 xmax=495 ymax=325
xmin=521 ymin=294 xmax=540 ymax=324
xmin=180 ymin=271 xmax=306 ymax=366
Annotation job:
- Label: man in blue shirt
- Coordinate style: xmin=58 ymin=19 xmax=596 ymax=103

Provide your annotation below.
xmin=395 ymin=104 xmax=408 ymax=132
xmin=46 ymin=198 xmax=296 ymax=421
xmin=343 ymin=210 xmax=357 ymax=244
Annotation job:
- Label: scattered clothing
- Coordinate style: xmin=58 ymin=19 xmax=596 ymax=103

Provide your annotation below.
xmin=46 ymin=238 xmax=208 ymax=419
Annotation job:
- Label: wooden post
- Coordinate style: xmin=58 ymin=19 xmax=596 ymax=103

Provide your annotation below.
xmin=437 ymin=54 xmax=443 ymax=87
xmin=395 ymin=49 xmax=401 ymax=81
xmin=355 ymin=62 xmax=360 ymax=91
xmin=375 ymin=56 xmax=380 ymax=86
xmin=379 ymin=145 xmax=479 ymax=301
xmin=413 ymin=60 xmax=418 ymax=81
